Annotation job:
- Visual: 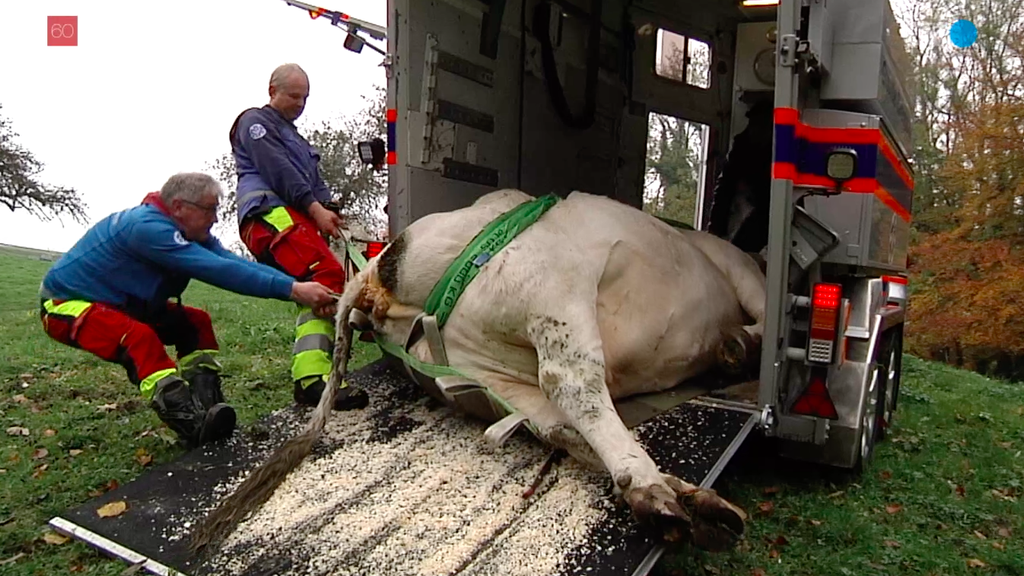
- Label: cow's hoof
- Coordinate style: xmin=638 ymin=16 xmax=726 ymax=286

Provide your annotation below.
xmin=682 ymin=488 xmax=747 ymax=551
xmin=623 ymin=483 xmax=692 ymax=536
xmin=717 ymin=328 xmax=760 ymax=377
xmin=663 ymin=476 xmax=747 ymax=551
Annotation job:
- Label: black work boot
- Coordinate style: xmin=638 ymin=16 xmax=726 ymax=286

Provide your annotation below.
xmin=294 ymin=377 xmax=369 ymax=411
xmin=182 ymin=366 xmax=227 ymax=411
xmin=179 ymin=353 xmax=227 ymax=411
xmin=150 ymin=377 xmax=236 ymax=449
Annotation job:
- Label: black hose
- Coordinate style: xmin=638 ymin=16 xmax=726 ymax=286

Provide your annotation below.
xmin=532 ymin=0 xmax=603 ymax=130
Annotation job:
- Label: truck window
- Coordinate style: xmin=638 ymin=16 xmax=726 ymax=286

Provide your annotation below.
xmin=644 ymin=112 xmax=710 ymax=229
xmin=654 ymin=29 xmax=712 ymax=90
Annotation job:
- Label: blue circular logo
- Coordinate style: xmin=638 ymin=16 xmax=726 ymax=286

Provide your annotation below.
xmin=950 ymin=19 xmax=977 ymax=48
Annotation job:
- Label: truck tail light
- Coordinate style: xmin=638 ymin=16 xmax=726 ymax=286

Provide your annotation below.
xmin=364 ymin=241 xmax=386 ymax=259
xmin=791 ymin=367 xmax=839 ymax=419
xmin=807 ymin=282 xmax=842 ymax=363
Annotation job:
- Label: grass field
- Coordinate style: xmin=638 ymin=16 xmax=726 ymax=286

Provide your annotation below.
xmin=1 ymin=246 xmax=1022 ymax=576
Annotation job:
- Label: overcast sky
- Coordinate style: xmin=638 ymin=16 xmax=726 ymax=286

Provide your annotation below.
xmin=0 ymin=0 xmax=387 ymax=252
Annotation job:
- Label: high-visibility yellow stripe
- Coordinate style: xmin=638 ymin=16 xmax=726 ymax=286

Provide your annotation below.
xmin=296 ymin=317 xmax=334 ymax=340
xmin=262 ymin=206 xmax=294 ymax=232
xmin=139 ymin=368 xmax=179 ymax=400
xmin=292 ymin=349 xmax=332 ymax=382
xmin=43 ymin=299 xmax=92 ymax=317
xmin=179 ymin=349 xmax=221 ymax=372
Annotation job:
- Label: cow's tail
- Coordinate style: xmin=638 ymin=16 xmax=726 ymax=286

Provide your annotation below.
xmin=188 ymin=281 xmax=362 ymax=557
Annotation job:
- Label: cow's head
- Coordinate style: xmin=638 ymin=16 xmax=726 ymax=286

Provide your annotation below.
xmin=344 ymin=233 xmax=424 ymax=347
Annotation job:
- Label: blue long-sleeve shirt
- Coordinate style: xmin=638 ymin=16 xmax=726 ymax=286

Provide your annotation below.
xmin=41 ymin=193 xmax=296 ymax=320
xmin=229 ymin=105 xmax=332 ymax=222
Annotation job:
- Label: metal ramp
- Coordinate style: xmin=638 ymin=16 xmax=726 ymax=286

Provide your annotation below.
xmin=48 ymin=358 xmax=757 ymax=576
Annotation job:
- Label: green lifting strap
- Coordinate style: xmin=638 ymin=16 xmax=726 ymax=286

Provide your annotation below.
xmin=344 ymin=196 xmax=559 ymax=406
xmin=423 ymin=194 xmax=560 ymax=328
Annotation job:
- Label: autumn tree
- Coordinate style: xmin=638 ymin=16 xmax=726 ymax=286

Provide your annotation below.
xmin=0 ymin=104 xmax=87 ymax=224
xmin=901 ymin=0 xmax=1024 ymax=377
xmin=207 ymin=85 xmax=388 ymax=254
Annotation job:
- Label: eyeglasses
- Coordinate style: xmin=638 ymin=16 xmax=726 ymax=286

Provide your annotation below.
xmin=182 ymin=200 xmax=219 ymax=215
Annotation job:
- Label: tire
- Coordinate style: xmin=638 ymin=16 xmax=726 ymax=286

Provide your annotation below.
xmin=854 ymin=362 xmax=886 ymax=473
xmin=878 ymin=325 xmax=904 ymax=441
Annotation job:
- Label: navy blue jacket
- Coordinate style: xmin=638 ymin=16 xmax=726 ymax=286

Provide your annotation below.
xmin=229 ymin=105 xmax=332 ymax=222
xmin=41 ymin=193 xmax=295 ymax=321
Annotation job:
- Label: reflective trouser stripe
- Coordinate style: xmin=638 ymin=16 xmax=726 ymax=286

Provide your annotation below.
xmin=43 ymin=299 xmax=92 ymax=317
xmin=263 ymin=206 xmax=294 ymax=232
xmin=140 ymin=368 xmax=180 ymax=400
xmin=292 ymin=308 xmax=334 ymax=384
xmin=179 ymin=349 xmax=222 ymax=372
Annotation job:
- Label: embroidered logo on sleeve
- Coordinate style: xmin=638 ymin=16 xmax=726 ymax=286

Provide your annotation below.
xmin=248 ymin=123 xmax=267 ymax=140
xmin=173 ymin=231 xmax=189 ymax=246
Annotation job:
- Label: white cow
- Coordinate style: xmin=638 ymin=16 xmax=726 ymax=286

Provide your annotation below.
xmin=193 ymin=189 xmax=764 ymax=554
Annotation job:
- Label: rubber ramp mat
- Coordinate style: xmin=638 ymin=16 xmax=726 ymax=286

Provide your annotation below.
xmin=50 ymin=358 xmax=754 ymax=576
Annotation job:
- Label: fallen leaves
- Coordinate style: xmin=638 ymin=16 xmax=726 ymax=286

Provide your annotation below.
xmin=5 ymin=426 xmax=29 ymax=437
xmin=96 ymin=403 xmax=119 ymax=412
xmin=134 ymin=448 xmax=153 ymax=467
xmin=88 ymin=479 xmax=120 ymax=498
xmin=43 ymin=429 xmax=57 ymax=437
xmin=96 ymin=501 xmax=128 ymax=518
xmin=69 ymin=449 xmax=83 ymax=457
xmin=757 ymin=501 xmax=775 ymax=515
xmin=990 ymin=488 xmax=1018 ymax=502
xmin=997 ymin=527 xmax=1011 ymax=538
xmin=11 ymin=394 xmax=28 ymax=404
xmin=31 ymin=464 xmax=48 ymax=479
xmin=974 ymin=530 xmax=987 ymax=540
xmin=880 ymin=470 xmax=893 ymax=480
xmin=884 ymin=539 xmax=902 ymax=548
xmin=42 ymin=531 xmax=70 ymax=545
xmin=967 ymin=559 xmax=987 ymax=568
xmin=32 ymin=448 xmax=48 ymax=460
xmin=763 ymin=486 xmax=782 ymax=495
xmin=956 ymin=484 xmax=966 ymax=498
xmin=751 ymin=569 xmax=767 ymax=576
xmin=885 ymin=503 xmax=903 ymax=514
xmin=992 ymin=542 xmax=1005 ymax=551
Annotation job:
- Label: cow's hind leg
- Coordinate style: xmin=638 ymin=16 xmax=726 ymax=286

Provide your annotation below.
xmin=523 ymin=310 xmax=747 ymax=550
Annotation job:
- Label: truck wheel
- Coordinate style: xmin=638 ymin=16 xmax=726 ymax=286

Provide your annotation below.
xmin=855 ymin=363 xmax=885 ymax=472
xmin=879 ymin=326 xmax=903 ymax=441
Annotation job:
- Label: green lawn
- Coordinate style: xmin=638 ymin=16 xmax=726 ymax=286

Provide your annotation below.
xmin=1 ymin=249 xmax=1022 ymax=576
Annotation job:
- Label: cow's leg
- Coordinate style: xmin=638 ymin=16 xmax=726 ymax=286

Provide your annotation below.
xmin=523 ymin=311 xmax=747 ymax=550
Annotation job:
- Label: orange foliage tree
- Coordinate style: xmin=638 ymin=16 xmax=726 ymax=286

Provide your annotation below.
xmin=905 ymin=7 xmax=1024 ymax=376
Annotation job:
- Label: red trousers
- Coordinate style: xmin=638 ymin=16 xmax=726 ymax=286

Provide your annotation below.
xmin=40 ymin=298 xmax=218 ymax=393
xmin=239 ymin=206 xmax=345 ymax=292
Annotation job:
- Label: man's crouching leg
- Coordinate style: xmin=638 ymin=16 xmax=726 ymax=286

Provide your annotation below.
xmin=292 ymin=308 xmax=369 ymax=411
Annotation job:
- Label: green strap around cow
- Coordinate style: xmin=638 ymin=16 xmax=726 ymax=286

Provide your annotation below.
xmin=423 ymin=193 xmax=560 ymax=329
xmin=344 ymin=193 xmax=560 ymax=379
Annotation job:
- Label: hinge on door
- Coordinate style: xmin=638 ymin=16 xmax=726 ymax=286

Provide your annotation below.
xmin=779 ymin=34 xmax=799 ymax=67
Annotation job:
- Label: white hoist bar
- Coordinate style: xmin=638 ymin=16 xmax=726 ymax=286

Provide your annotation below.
xmin=279 ymin=0 xmax=387 ymax=40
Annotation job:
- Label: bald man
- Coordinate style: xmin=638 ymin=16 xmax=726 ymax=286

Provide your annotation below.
xmin=228 ymin=63 xmax=368 ymax=411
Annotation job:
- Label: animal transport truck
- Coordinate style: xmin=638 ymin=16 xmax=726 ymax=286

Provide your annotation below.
xmin=46 ymin=0 xmax=915 ymax=574
xmin=377 ymin=0 xmax=914 ymax=474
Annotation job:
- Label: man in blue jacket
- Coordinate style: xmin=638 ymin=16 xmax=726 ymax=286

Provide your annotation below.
xmin=39 ymin=172 xmax=338 ymax=448
xmin=228 ymin=63 xmax=368 ymax=411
